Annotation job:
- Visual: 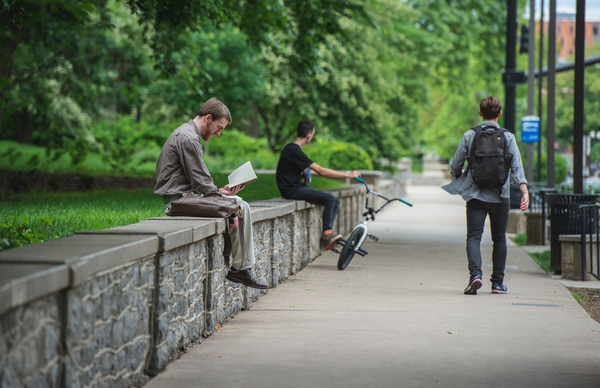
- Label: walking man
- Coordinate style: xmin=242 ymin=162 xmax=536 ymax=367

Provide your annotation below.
xmin=276 ymin=120 xmax=361 ymax=250
xmin=155 ymin=97 xmax=268 ymax=289
xmin=442 ymin=96 xmax=529 ymax=295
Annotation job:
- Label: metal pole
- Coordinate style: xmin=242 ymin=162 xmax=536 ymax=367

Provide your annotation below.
xmin=537 ymin=0 xmax=544 ymax=184
xmin=504 ymin=0 xmax=517 ymax=133
xmin=526 ymin=0 xmax=536 ymax=182
xmin=547 ymin=0 xmax=556 ymax=188
xmin=505 ymin=0 xmax=518 ymax=134
xmin=573 ymin=0 xmax=586 ymax=194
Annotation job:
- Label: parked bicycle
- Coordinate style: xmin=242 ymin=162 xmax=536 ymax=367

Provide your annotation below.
xmin=333 ymin=177 xmax=413 ymax=270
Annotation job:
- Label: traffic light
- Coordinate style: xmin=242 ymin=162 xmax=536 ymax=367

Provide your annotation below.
xmin=520 ymin=24 xmax=529 ymax=54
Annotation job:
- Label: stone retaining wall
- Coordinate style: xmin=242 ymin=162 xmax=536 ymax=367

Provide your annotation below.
xmin=0 ymin=179 xmax=403 ymax=388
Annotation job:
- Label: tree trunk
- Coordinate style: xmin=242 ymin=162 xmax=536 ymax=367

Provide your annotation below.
xmin=15 ymin=110 xmax=32 ymax=144
xmin=0 ymin=15 xmax=24 ymax=130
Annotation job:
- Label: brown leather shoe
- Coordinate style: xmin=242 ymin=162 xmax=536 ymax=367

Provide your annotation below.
xmin=226 ymin=267 xmax=269 ymax=289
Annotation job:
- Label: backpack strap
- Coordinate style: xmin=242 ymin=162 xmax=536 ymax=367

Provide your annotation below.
xmin=465 ymin=126 xmax=484 ymax=175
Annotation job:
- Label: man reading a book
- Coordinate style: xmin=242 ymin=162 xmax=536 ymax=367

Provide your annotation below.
xmin=276 ymin=120 xmax=361 ymax=250
xmin=154 ymin=97 xmax=268 ymax=289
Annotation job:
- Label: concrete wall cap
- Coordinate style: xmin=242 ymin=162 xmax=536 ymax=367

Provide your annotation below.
xmin=146 ymin=216 xmax=227 ymax=235
xmin=0 ymin=234 xmax=159 ymax=286
xmin=249 ymin=206 xmax=282 ymax=222
xmin=0 ymin=263 xmax=69 ymax=315
xmin=78 ymin=219 xmax=220 ymax=250
xmin=249 ymin=201 xmax=295 ymax=216
xmin=559 ymin=234 xmax=599 ymax=243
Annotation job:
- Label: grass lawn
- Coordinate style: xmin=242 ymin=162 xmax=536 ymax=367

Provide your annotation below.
xmin=0 ymin=140 xmax=157 ymax=177
xmin=0 ymin=173 xmax=344 ymax=250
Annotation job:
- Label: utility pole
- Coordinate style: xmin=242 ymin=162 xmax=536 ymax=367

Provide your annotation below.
xmin=526 ymin=0 xmax=536 ymax=182
xmin=574 ymin=0 xmax=586 ymax=193
xmin=547 ymin=0 xmax=556 ymax=188
xmin=504 ymin=0 xmax=518 ymax=134
xmin=537 ymin=0 xmax=544 ymax=184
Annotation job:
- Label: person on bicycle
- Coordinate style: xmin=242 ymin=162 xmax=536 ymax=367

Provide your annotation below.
xmin=442 ymin=96 xmax=529 ymax=295
xmin=276 ymin=120 xmax=361 ymax=250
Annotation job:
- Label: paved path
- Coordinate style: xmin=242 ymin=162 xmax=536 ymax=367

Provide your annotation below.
xmin=145 ymin=186 xmax=600 ymax=388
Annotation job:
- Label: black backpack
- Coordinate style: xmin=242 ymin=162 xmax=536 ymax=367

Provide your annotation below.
xmin=466 ymin=126 xmax=511 ymax=188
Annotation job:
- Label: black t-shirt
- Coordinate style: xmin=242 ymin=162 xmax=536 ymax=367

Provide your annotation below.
xmin=276 ymin=143 xmax=314 ymax=196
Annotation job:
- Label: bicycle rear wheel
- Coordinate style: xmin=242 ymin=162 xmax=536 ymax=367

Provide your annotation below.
xmin=337 ymin=227 xmax=365 ymax=270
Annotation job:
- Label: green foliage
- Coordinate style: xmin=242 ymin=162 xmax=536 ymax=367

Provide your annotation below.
xmin=514 ymin=233 xmax=527 ymax=247
xmin=1 ymin=0 xmax=517 ymax=171
xmin=304 ymin=139 xmax=373 ymax=171
xmin=0 ymin=140 xmax=157 ymax=176
xmin=0 ymin=219 xmax=48 ymax=251
xmin=415 ymin=0 xmax=508 ymax=160
xmin=530 ymin=250 xmax=552 ymax=274
xmin=204 ymin=129 xmax=278 ymax=170
xmin=522 ymin=152 xmax=568 ymax=185
xmin=144 ymin=22 xmax=266 ymax=122
xmin=254 ymin=0 xmax=429 ymax=160
xmin=554 ymin=54 xmax=600 ymax=145
xmin=90 ymin=115 xmax=173 ymax=173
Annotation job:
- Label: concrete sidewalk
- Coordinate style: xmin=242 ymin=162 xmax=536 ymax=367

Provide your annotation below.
xmin=144 ymin=186 xmax=600 ymax=388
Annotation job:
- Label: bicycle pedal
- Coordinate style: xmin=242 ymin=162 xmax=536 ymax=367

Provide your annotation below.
xmin=330 ymin=248 xmax=341 ymax=254
xmin=368 ymin=234 xmax=379 ymax=242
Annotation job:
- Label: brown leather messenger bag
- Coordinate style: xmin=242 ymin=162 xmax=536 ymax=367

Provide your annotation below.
xmin=170 ymin=193 xmax=245 ymax=272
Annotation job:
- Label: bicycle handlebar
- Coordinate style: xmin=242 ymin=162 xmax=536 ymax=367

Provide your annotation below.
xmin=354 ymin=176 xmax=413 ymax=208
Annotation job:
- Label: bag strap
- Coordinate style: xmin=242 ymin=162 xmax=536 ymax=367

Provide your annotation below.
xmin=223 ymin=217 xmax=245 ymax=273
xmin=464 ymin=126 xmax=483 ymax=175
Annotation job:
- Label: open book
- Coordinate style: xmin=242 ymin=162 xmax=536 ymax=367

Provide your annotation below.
xmin=228 ymin=161 xmax=258 ymax=188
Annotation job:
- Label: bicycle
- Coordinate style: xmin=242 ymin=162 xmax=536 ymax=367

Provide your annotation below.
xmin=332 ymin=177 xmax=413 ymax=270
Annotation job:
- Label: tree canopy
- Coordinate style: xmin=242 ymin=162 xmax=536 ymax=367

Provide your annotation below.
xmin=1 ymin=0 xmax=529 ymax=169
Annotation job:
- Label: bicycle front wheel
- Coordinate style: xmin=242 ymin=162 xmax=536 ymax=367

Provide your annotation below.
xmin=337 ymin=227 xmax=365 ymax=270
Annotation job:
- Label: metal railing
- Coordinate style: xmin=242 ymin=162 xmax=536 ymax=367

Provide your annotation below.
xmin=579 ymin=204 xmax=600 ymax=281
xmin=528 ymin=188 xmax=556 ymax=245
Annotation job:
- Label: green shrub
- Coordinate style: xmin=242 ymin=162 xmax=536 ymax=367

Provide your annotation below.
xmin=90 ymin=116 xmax=175 ymax=174
xmin=205 ymin=129 xmax=279 ymax=170
xmin=304 ymin=139 xmax=373 ymax=170
xmin=514 ymin=232 xmax=527 ymax=246
xmin=0 ymin=220 xmax=48 ymax=251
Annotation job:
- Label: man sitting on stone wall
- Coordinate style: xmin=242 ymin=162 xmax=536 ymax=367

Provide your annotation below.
xmin=276 ymin=120 xmax=361 ymax=250
xmin=154 ymin=97 xmax=268 ymax=289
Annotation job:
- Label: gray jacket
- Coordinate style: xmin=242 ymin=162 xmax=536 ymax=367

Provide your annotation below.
xmin=442 ymin=121 xmax=527 ymax=203
xmin=154 ymin=120 xmax=220 ymax=198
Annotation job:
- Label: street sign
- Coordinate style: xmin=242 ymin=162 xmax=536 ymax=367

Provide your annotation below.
xmin=521 ymin=115 xmax=540 ymax=143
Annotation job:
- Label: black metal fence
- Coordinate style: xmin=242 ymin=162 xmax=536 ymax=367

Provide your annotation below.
xmin=528 ymin=188 xmax=556 ymax=245
xmin=579 ymin=204 xmax=600 ymax=281
xmin=547 ymin=193 xmax=599 ymax=274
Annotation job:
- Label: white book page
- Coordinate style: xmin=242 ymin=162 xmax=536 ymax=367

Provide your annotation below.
xmin=228 ymin=161 xmax=258 ymax=187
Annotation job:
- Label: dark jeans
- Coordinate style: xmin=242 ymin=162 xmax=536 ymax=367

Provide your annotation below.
xmin=283 ymin=185 xmax=340 ymax=233
xmin=466 ymin=198 xmax=510 ymax=285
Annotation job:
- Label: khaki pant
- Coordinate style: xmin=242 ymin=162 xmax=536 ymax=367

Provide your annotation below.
xmin=163 ymin=194 xmax=254 ymax=269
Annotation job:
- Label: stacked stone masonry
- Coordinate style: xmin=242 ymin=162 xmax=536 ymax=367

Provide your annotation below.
xmin=0 ymin=180 xmax=403 ymax=388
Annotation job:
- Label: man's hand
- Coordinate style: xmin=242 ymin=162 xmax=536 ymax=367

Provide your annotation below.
xmin=229 ymin=216 xmax=239 ymax=229
xmin=220 ymin=184 xmax=245 ymax=196
xmin=347 ymin=170 xmax=361 ymax=178
xmin=519 ymin=183 xmax=529 ymax=211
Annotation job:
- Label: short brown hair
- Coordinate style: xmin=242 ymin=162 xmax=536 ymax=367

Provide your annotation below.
xmin=479 ymin=96 xmax=502 ymax=120
xmin=297 ymin=120 xmax=315 ymax=138
xmin=197 ymin=98 xmax=232 ymax=124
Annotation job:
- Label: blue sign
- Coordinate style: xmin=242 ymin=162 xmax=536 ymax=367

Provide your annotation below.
xmin=521 ymin=116 xmax=540 ymax=143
